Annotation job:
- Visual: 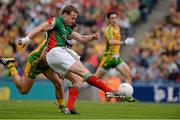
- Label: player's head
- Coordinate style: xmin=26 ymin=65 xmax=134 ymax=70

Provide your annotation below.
xmin=107 ymin=11 xmax=118 ymax=26
xmin=62 ymin=5 xmax=79 ymax=26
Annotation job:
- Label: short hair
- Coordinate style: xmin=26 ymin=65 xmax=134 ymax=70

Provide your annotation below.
xmin=62 ymin=5 xmax=79 ymax=15
xmin=107 ymin=11 xmax=118 ymax=19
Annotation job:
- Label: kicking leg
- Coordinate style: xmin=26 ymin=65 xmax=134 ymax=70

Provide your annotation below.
xmin=68 ymin=61 xmax=113 ymax=92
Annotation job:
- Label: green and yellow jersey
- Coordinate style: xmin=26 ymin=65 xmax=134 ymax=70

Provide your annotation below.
xmin=104 ymin=24 xmax=121 ymax=55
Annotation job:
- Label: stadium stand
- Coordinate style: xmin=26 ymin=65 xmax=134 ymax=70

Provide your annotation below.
xmin=128 ymin=0 xmax=180 ymax=82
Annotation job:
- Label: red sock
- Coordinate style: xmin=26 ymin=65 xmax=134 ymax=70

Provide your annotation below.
xmin=67 ymin=87 xmax=79 ymax=110
xmin=86 ymin=76 xmax=112 ymax=92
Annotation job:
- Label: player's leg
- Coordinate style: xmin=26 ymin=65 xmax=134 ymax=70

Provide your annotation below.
xmin=115 ymin=61 xmax=132 ymax=84
xmin=95 ymin=67 xmax=106 ymax=79
xmin=44 ymin=69 xmax=81 ymax=114
xmin=65 ymin=72 xmax=82 ymax=114
xmin=43 ymin=69 xmax=71 ymax=114
xmin=0 ymin=58 xmax=35 ymax=94
xmin=43 ymin=70 xmax=64 ymax=106
xmin=67 ymin=60 xmax=113 ymax=92
xmin=67 ymin=62 xmax=127 ymax=101
xmin=46 ymin=48 xmax=119 ymax=97
xmin=68 ymin=60 xmax=134 ymax=101
xmin=95 ymin=56 xmax=107 ymax=78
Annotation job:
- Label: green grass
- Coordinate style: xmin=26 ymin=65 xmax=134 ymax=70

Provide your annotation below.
xmin=0 ymin=100 xmax=179 ymax=119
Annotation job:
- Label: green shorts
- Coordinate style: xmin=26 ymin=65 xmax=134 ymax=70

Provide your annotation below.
xmin=24 ymin=43 xmax=49 ymax=79
xmin=24 ymin=58 xmax=49 ymax=79
xmin=99 ymin=54 xmax=123 ymax=70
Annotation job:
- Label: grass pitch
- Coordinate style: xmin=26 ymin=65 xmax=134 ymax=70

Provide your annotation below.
xmin=0 ymin=100 xmax=179 ymax=119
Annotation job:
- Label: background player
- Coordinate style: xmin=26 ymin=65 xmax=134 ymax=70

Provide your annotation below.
xmin=95 ymin=12 xmax=135 ymax=84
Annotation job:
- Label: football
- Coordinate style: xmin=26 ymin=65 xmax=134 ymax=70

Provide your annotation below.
xmin=118 ymin=83 xmax=134 ymax=97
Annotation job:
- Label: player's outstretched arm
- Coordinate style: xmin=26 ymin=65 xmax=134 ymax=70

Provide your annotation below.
xmin=17 ymin=21 xmax=50 ymax=46
xmin=69 ymin=31 xmax=99 ymax=43
xmin=108 ymin=37 xmax=135 ymax=45
xmin=27 ymin=22 xmax=49 ymax=39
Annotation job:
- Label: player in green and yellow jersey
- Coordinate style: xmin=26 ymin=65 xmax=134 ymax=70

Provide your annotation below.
xmin=95 ymin=12 xmax=135 ymax=84
xmin=0 ymin=39 xmax=71 ymax=113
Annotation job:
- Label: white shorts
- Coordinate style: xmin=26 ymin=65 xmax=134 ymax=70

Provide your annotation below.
xmin=46 ymin=47 xmax=80 ymax=75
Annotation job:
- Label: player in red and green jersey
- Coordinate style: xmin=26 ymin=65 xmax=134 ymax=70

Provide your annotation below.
xmin=0 ymin=22 xmax=82 ymax=114
xmin=0 ymin=5 xmax=126 ymax=114
xmin=19 ymin=4 xmax=126 ymax=105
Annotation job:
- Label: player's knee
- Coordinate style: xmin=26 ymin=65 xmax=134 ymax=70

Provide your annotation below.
xmin=128 ymin=71 xmax=133 ymax=78
xmin=54 ymin=82 xmax=63 ymax=89
xmin=125 ymin=73 xmax=132 ymax=81
xmin=77 ymin=66 xmax=89 ymax=76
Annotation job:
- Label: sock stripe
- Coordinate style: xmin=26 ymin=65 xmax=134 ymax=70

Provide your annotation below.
xmin=83 ymin=72 xmax=93 ymax=81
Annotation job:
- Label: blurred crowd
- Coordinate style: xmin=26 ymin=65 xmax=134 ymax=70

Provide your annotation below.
xmin=2 ymin=0 xmax=177 ymax=83
xmin=128 ymin=0 xmax=180 ymax=83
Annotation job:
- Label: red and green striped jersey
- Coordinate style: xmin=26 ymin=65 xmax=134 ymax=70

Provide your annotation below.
xmin=45 ymin=16 xmax=73 ymax=51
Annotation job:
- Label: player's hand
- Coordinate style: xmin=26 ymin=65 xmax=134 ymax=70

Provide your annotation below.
xmin=92 ymin=33 xmax=99 ymax=40
xmin=17 ymin=36 xmax=30 ymax=48
xmin=124 ymin=37 xmax=135 ymax=45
